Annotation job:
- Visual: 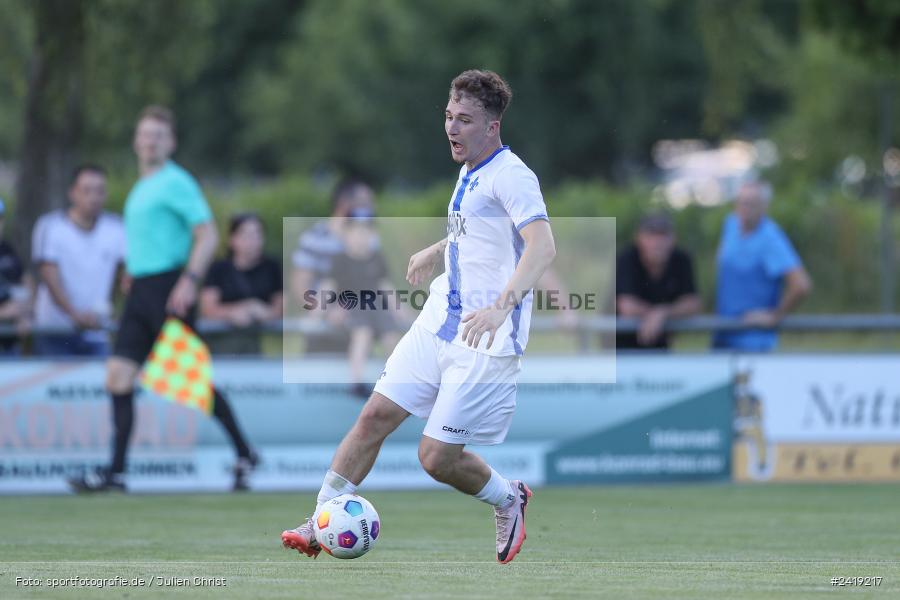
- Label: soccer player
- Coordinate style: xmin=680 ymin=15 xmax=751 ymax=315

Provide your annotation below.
xmin=282 ymin=70 xmax=556 ymax=564
xmin=68 ymin=106 xmax=257 ymax=493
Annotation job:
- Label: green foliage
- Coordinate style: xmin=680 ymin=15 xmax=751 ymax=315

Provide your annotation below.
xmin=241 ymin=0 xmax=708 ymax=184
xmin=0 ymin=0 xmax=894 ymax=189
xmin=0 ymin=1 xmax=32 ymax=158
xmin=770 ymin=33 xmax=895 ymax=183
xmin=81 ymin=0 xmax=220 ymax=170
xmin=695 ymin=0 xmax=899 ymax=183
xmin=808 ymin=0 xmax=900 ymax=67
xmin=695 ymin=0 xmax=796 ymax=135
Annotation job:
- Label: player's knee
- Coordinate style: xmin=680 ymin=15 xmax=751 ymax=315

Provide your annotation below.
xmin=355 ymin=400 xmax=397 ymax=442
xmin=418 ymin=444 xmax=454 ymax=483
xmin=106 ymin=358 xmax=137 ymax=394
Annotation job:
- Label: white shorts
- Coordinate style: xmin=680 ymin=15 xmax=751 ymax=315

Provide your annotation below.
xmin=373 ymin=324 xmax=522 ymax=445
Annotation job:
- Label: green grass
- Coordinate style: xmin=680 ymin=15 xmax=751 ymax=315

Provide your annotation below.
xmin=1 ymin=485 xmax=898 ymax=599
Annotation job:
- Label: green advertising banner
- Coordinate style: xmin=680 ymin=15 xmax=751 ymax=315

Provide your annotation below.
xmin=541 ymin=356 xmax=733 ymax=484
xmin=0 ymin=356 xmax=733 ymax=493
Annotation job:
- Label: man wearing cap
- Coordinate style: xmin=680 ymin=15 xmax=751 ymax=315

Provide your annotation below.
xmin=615 ymin=212 xmax=701 ymax=350
xmin=0 ymin=199 xmax=33 ymax=354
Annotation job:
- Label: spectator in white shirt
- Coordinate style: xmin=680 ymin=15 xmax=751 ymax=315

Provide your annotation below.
xmin=31 ymin=164 xmax=126 ymax=356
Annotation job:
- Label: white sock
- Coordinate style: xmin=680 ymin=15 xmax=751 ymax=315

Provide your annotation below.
xmin=474 ymin=468 xmax=515 ymax=508
xmin=316 ymin=470 xmax=357 ymax=509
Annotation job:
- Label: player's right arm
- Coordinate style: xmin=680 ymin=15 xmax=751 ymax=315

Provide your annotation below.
xmin=167 ymin=221 xmax=218 ymax=317
xmin=406 ymin=238 xmax=447 ymax=286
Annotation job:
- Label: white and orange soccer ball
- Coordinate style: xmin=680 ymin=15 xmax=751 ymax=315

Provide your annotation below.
xmin=312 ymin=494 xmax=381 ymax=559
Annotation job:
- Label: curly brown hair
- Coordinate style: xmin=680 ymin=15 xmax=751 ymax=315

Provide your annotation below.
xmin=449 ymin=70 xmax=512 ymax=120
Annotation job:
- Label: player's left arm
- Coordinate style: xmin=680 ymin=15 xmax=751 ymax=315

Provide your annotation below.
xmin=744 ymin=266 xmax=811 ymax=326
xmin=406 ymin=237 xmax=447 ymax=286
xmin=167 ymin=221 xmax=219 ymax=317
xmin=744 ymin=230 xmax=811 ymax=327
xmin=461 ymin=219 xmax=556 ymax=348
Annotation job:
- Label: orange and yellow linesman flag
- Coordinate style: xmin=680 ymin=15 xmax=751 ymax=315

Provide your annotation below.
xmin=140 ymin=317 xmax=214 ymax=415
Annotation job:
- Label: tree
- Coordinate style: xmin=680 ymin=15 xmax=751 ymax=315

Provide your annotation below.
xmin=11 ymin=0 xmax=218 ymax=260
xmin=694 ymin=0 xmax=797 ymax=136
xmin=240 ymin=0 xmax=709 ymax=185
xmin=808 ymin=0 xmax=900 ymax=65
xmin=807 ymin=0 xmax=900 ymax=311
xmin=0 ymin=1 xmax=32 ymax=161
xmin=14 ymin=0 xmax=85 ymax=260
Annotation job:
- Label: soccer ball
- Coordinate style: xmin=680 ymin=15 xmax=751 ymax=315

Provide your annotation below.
xmin=312 ymin=494 xmax=381 ymax=559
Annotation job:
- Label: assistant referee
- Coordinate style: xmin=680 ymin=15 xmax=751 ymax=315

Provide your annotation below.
xmin=69 ymin=106 xmax=256 ymax=493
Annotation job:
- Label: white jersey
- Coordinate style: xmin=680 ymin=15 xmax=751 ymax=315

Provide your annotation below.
xmin=415 ymin=146 xmax=548 ymax=356
xmin=32 ymin=210 xmax=125 ymax=333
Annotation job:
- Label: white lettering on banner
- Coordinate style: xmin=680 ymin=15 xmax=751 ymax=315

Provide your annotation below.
xmin=555 ymin=454 xmax=725 ymax=475
xmin=649 ymin=429 xmax=722 ymax=450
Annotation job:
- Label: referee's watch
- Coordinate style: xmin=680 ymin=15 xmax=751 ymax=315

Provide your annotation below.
xmin=183 ymin=270 xmax=203 ymax=285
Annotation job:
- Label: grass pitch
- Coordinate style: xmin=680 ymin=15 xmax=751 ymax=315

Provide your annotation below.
xmin=1 ymin=484 xmax=897 ymax=599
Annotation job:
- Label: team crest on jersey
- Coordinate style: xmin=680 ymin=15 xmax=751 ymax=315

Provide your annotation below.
xmin=447 ymin=211 xmax=467 ymax=240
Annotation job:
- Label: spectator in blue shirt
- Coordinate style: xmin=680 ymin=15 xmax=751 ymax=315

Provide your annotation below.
xmin=713 ymin=181 xmax=812 ymax=351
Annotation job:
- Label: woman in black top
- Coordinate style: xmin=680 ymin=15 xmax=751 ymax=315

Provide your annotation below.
xmin=201 ymin=213 xmax=283 ymax=354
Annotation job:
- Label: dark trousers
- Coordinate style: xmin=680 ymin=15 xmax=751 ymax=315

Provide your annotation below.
xmin=108 ymin=270 xmax=252 ymax=474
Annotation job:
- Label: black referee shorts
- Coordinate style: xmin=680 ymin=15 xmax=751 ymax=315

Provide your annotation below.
xmin=112 ymin=269 xmax=196 ymax=365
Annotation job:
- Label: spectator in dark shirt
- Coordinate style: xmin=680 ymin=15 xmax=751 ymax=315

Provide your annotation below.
xmin=0 ymin=199 xmax=31 ymax=354
xmin=200 ymin=213 xmax=283 ymax=354
xmin=616 ymin=213 xmax=701 ymax=350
